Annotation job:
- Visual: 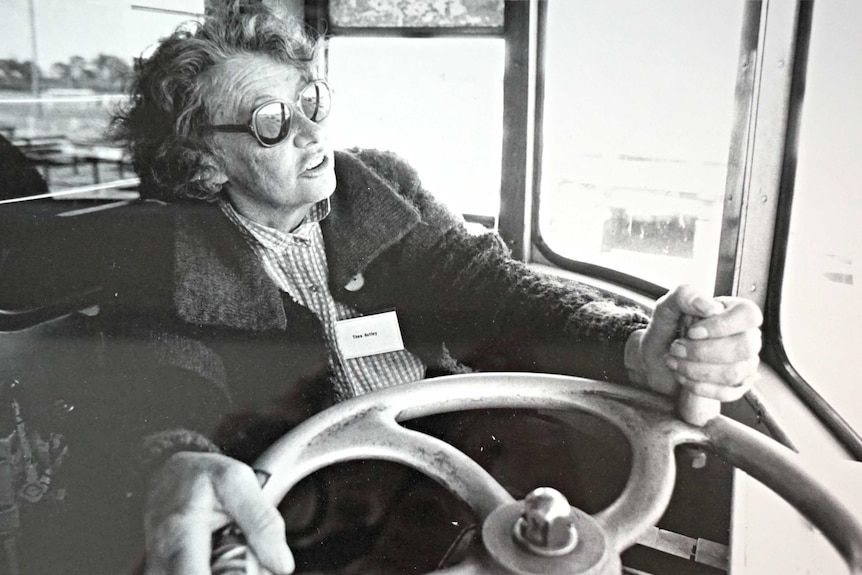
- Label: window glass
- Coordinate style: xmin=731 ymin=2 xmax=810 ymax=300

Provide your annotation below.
xmin=330 ymin=0 xmax=503 ymax=28
xmin=328 ymin=37 xmax=504 ymax=217
xmin=0 ymin=0 xmax=202 ymax=196
xmin=781 ymin=0 xmax=862 ymax=432
xmin=538 ymin=0 xmax=746 ymax=292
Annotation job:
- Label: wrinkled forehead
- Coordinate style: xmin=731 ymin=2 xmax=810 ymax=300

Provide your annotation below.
xmin=202 ymin=53 xmax=323 ymax=121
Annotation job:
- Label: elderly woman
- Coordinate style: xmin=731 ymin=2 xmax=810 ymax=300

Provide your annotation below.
xmin=102 ymin=3 xmax=763 ymax=574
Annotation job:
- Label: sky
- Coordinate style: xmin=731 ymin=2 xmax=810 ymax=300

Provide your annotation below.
xmin=0 ymin=0 xmax=204 ymax=68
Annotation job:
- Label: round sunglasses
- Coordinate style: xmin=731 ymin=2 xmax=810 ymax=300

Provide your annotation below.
xmin=204 ymin=79 xmax=332 ymax=147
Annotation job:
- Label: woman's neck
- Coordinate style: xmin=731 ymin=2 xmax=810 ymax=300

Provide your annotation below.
xmin=226 ymin=195 xmax=311 ymax=233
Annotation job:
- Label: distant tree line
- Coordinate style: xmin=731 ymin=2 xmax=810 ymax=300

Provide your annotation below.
xmin=0 ymin=54 xmax=131 ymax=93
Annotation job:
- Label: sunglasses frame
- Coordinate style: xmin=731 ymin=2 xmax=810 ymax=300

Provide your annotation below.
xmin=204 ymin=79 xmax=332 ymax=148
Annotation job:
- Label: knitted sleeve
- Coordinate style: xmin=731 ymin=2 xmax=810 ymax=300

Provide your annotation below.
xmin=406 ymin=224 xmax=651 ymax=384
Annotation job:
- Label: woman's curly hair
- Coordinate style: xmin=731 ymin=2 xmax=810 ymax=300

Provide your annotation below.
xmin=113 ymin=1 xmax=324 ymax=203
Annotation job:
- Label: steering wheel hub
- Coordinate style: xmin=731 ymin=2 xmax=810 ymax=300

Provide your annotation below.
xmin=513 ymin=487 xmax=579 ymax=556
xmin=484 ymin=496 xmax=620 ymax=575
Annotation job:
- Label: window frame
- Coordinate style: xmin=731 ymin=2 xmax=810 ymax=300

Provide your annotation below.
xmin=528 ymin=0 xmax=862 ymax=458
xmin=758 ymin=0 xmax=862 ymax=460
xmin=527 ymin=0 xmax=763 ymax=300
xmin=304 ymin=0 xmax=509 ymax=228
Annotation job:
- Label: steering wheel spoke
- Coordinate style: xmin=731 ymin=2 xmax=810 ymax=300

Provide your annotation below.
xmin=256 ymin=402 xmax=513 ymax=519
xmin=393 ymin=425 xmax=516 ymax=518
xmin=594 ymin=418 xmax=679 ymax=552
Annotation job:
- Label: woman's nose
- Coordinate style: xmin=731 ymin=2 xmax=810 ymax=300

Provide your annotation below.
xmin=292 ymin=112 xmax=326 ymax=148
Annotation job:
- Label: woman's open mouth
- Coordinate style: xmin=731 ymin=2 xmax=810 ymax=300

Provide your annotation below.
xmin=301 ymin=155 xmax=328 ymax=176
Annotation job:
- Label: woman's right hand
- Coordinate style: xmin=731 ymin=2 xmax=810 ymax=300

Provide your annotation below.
xmin=143 ymin=452 xmax=294 ymax=575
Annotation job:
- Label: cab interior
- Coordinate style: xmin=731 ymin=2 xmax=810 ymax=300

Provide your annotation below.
xmin=1 ymin=1 xmax=860 ymax=574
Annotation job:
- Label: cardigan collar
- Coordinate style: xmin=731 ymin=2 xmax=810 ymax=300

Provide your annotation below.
xmin=321 ymin=149 xmax=421 ymax=289
xmin=172 ymin=149 xmax=421 ymax=331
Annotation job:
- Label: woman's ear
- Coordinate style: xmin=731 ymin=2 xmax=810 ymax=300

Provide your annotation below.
xmin=191 ymin=158 xmax=228 ymax=195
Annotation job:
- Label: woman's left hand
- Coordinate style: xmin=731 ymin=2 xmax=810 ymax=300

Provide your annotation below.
xmin=626 ymin=284 xmax=763 ymax=402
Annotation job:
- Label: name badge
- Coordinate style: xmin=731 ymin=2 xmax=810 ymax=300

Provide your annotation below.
xmin=335 ymin=310 xmax=406 ymax=360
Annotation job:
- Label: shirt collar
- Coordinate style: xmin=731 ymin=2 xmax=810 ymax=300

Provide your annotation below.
xmin=219 ymin=197 xmax=331 ymax=252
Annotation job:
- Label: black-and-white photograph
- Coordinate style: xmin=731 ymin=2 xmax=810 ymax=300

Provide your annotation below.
xmin=0 ymin=1 xmax=860 ymax=574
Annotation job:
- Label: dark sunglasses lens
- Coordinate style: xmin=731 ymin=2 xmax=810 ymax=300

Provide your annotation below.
xmin=299 ymin=82 xmax=332 ymax=123
xmin=255 ymin=102 xmax=288 ymax=144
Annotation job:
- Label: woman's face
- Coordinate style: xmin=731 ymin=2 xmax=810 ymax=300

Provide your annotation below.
xmin=204 ymin=54 xmax=336 ymax=231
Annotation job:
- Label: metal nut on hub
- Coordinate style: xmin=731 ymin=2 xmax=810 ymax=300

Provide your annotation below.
xmin=514 ymin=487 xmax=579 ymax=556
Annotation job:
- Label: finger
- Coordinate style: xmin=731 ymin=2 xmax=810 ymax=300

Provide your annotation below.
xmin=146 ymin=514 xmax=213 ymax=575
xmin=660 ymin=285 xmax=725 ymax=319
xmin=215 ymin=466 xmax=294 ymax=574
xmin=669 ymin=328 xmax=762 ymax=363
xmin=685 ymin=298 xmax=763 ymax=340
xmin=676 ymin=372 xmax=759 ymax=403
xmin=246 ymin=549 xmax=274 ymax=575
xmin=652 ymin=285 xmax=693 ymax=326
xmin=668 ymin=355 xmax=760 ymax=388
xmin=237 ymin=506 xmax=292 ymax=574
xmin=651 ymin=286 xmax=725 ymax=347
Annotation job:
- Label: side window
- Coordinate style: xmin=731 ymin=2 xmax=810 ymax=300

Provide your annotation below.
xmin=780 ymin=0 xmax=862 ymax=433
xmin=537 ymin=0 xmax=747 ymax=293
xmin=0 ymin=1 xmax=203 ymax=199
xmin=324 ymin=0 xmax=505 ymax=219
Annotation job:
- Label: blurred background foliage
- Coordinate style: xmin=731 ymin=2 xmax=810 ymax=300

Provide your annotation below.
xmin=330 ymin=0 xmax=503 ymax=27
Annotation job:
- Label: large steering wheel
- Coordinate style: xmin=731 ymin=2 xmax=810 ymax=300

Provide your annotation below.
xmin=219 ymin=373 xmax=862 ymax=575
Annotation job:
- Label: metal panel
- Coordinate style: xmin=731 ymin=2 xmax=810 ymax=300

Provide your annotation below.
xmin=496 ymin=0 xmax=539 ymax=262
xmin=726 ymin=0 xmax=800 ymax=306
xmin=714 ymin=1 xmax=763 ymax=297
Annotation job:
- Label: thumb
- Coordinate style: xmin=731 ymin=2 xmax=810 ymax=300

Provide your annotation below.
xmin=652 ymin=285 xmax=724 ymax=339
xmin=215 ymin=469 xmax=294 ymax=574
